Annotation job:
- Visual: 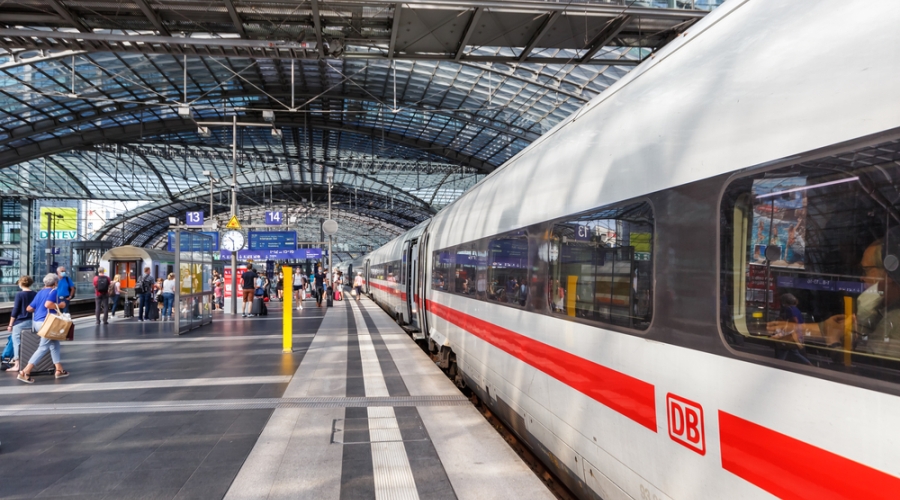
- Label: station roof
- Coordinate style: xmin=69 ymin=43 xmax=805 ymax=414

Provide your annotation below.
xmin=0 ymin=0 xmax=715 ymax=258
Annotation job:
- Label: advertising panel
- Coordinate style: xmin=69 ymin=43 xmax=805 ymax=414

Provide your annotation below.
xmin=39 ymin=207 xmax=78 ymax=240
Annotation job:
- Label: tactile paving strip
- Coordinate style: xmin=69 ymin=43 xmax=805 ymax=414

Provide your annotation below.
xmin=0 ymin=395 xmax=472 ymax=416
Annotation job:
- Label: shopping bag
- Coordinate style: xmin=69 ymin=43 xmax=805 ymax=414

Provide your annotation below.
xmin=37 ymin=314 xmax=73 ymax=341
xmin=350 ymin=289 xmax=357 ymax=297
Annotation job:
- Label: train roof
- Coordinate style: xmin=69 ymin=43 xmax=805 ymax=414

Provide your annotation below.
xmin=101 ymin=245 xmax=174 ymax=262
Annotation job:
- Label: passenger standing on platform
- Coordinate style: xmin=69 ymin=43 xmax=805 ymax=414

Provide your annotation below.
xmin=56 ymin=266 xmax=74 ymax=314
xmin=314 ymin=266 xmax=325 ymax=307
xmin=109 ymin=274 xmax=122 ymax=318
xmin=5 ymin=276 xmax=36 ymax=373
xmin=17 ymin=273 xmax=69 ymax=383
xmin=293 ymin=268 xmax=304 ymax=304
xmin=353 ymin=272 xmax=364 ymax=301
xmin=93 ymin=268 xmax=110 ymax=324
xmin=276 ymin=272 xmax=284 ymax=301
xmin=136 ymin=267 xmax=154 ymax=322
xmin=162 ymin=273 xmax=176 ymax=320
xmin=241 ymin=264 xmax=258 ymax=318
xmin=213 ymin=276 xmax=223 ymax=310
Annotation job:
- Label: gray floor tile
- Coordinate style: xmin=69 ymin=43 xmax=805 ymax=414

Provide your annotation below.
xmin=172 ymin=464 xmax=242 ymax=500
xmin=35 ymin=470 xmax=125 ymax=497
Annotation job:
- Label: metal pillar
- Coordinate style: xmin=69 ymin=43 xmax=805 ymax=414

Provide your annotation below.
xmin=327 ymin=173 xmax=333 ymax=299
xmin=230 ymin=115 xmax=238 ymax=315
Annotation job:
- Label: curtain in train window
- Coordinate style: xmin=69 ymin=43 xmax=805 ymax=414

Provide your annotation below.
xmin=487 ymin=232 xmax=530 ymax=307
xmin=547 ymin=202 xmax=654 ymax=330
xmin=721 ymin=140 xmax=900 ymax=383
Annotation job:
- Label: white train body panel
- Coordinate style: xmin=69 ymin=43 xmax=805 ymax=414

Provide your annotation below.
xmin=363 ymin=1 xmax=900 ymax=498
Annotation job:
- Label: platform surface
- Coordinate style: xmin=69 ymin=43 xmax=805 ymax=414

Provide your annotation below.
xmin=0 ymin=297 xmax=552 ymax=500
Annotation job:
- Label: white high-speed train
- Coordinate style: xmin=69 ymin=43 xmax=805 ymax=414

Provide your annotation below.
xmin=363 ymin=1 xmax=900 ymax=498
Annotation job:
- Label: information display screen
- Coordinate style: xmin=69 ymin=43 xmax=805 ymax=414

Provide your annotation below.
xmin=167 ymin=231 xmax=219 ymax=251
xmin=248 ymin=231 xmax=297 ymax=250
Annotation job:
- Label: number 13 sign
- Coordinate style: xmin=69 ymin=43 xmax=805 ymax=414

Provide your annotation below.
xmin=265 ymin=211 xmax=283 ymax=225
xmin=186 ymin=211 xmax=204 ymax=226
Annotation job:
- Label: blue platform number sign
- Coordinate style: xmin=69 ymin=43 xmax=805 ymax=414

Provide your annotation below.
xmin=186 ymin=211 xmax=204 ymax=226
xmin=265 ymin=211 xmax=283 ymax=225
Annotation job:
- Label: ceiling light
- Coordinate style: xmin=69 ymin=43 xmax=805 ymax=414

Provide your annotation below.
xmin=262 ymin=110 xmax=275 ymax=122
xmin=198 ymin=126 xmax=211 ymax=137
xmin=178 ymin=105 xmax=191 ymax=118
xmin=271 ymin=128 xmax=282 ymax=139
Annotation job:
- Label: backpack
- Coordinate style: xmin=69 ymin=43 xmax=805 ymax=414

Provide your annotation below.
xmin=96 ymin=275 xmax=110 ymax=293
xmin=138 ymin=275 xmax=152 ymax=293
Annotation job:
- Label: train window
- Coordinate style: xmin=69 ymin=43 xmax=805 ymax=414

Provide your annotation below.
xmin=721 ymin=141 xmax=900 ymax=383
xmin=432 ymin=250 xmax=453 ymax=292
xmin=487 ymin=232 xmax=530 ymax=307
xmin=452 ymin=244 xmax=482 ymax=297
xmin=546 ymin=201 xmax=654 ymax=330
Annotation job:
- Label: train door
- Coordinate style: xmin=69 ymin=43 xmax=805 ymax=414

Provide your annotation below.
xmin=364 ymin=259 xmax=370 ymax=294
xmin=405 ymin=239 xmax=419 ymax=331
xmin=418 ymin=233 xmax=430 ymax=337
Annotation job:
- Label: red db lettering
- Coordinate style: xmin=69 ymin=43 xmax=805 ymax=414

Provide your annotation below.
xmin=666 ymin=393 xmax=706 ymax=455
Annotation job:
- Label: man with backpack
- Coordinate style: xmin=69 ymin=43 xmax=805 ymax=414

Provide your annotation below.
xmin=136 ymin=267 xmax=154 ymax=322
xmin=93 ymin=268 xmax=111 ymax=324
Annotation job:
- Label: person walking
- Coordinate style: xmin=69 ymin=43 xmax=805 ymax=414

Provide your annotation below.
xmin=353 ymin=272 xmax=364 ymax=301
xmin=109 ymin=274 xmax=122 ymax=318
xmin=162 ymin=273 xmax=176 ymax=320
xmin=136 ymin=267 xmax=154 ymax=322
xmin=275 ymin=272 xmax=284 ymax=301
xmin=241 ymin=264 xmax=258 ymax=318
xmin=93 ymin=268 xmax=111 ymax=324
xmin=56 ymin=266 xmax=75 ymax=314
xmin=17 ymin=273 xmax=70 ymax=383
xmin=314 ymin=265 xmax=325 ymax=308
xmin=5 ymin=276 xmax=37 ymax=373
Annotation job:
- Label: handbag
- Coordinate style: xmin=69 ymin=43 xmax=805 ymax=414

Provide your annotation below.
xmin=254 ymin=287 xmax=264 ymax=297
xmin=350 ymin=289 xmax=357 ymax=297
xmin=37 ymin=313 xmax=73 ymax=341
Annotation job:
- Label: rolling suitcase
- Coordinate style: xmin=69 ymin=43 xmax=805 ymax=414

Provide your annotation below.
xmin=124 ymin=298 xmax=134 ymax=318
xmin=148 ymin=303 xmax=160 ymax=320
xmin=251 ymin=297 xmax=267 ymax=316
xmin=18 ymin=328 xmax=55 ymax=375
xmin=334 ymin=290 xmax=342 ymax=301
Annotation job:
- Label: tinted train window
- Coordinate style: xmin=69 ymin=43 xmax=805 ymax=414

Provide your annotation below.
xmin=432 ymin=250 xmax=453 ymax=292
xmin=721 ymin=140 xmax=900 ymax=382
xmin=486 ymin=232 xmax=529 ymax=307
xmin=546 ymin=201 xmax=654 ymax=330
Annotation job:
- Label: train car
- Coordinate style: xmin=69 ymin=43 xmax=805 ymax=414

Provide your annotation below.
xmin=363 ymin=1 xmax=900 ymax=499
xmin=100 ymin=245 xmax=175 ymax=297
xmin=366 ymin=220 xmax=429 ymax=337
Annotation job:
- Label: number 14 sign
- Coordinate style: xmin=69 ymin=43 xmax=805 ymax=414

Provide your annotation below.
xmin=265 ymin=211 xmax=283 ymax=225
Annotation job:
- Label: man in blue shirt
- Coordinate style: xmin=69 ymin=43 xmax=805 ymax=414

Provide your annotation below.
xmin=56 ymin=266 xmax=75 ymax=313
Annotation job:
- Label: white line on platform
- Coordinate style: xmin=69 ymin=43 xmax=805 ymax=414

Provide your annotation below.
xmin=352 ymin=300 xmax=419 ymax=500
xmin=69 ymin=334 xmax=315 ymax=345
xmin=0 ymin=375 xmax=293 ymax=395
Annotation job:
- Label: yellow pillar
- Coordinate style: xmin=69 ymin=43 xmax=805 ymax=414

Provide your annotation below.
xmin=283 ymin=266 xmax=293 ymax=353
xmin=566 ymin=275 xmax=578 ymax=317
xmin=843 ymin=296 xmax=853 ymax=367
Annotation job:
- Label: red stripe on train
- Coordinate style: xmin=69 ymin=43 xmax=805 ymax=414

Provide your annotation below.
xmin=426 ymin=299 xmax=656 ymax=431
xmin=720 ymin=411 xmax=900 ymax=500
xmin=370 ymin=281 xmax=406 ymax=301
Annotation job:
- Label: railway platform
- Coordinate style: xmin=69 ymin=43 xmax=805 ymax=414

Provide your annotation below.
xmin=0 ymin=297 xmax=551 ymax=500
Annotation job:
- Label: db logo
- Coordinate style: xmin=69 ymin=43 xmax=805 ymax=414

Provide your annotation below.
xmin=667 ymin=393 xmax=705 ymax=455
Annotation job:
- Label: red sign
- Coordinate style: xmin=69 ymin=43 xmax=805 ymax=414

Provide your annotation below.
xmin=223 ymin=266 xmax=247 ymax=299
xmin=667 ymin=393 xmax=705 ymax=455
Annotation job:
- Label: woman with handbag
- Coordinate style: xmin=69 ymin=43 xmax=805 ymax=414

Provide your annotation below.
xmin=5 ymin=276 xmax=37 ymax=372
xmin=17 ymin=273 xmax=69 ymax=383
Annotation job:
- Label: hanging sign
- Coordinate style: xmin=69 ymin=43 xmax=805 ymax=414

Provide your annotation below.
xmin=265 ymin=211 xmax=283 ymax=225
xmin=225 ymin=215 xmax=242 ymax=230
xmin=248 ymin=231 xmax=296 ymax=250
xmin=185 ymin=211 xmax=204 ymax=226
